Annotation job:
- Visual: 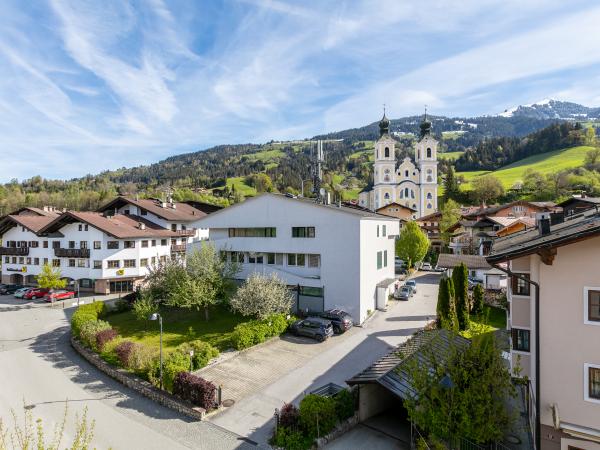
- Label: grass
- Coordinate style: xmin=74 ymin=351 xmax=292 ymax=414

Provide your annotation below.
xmin=438 ymin=151 xmax=464 ymax=161
xmin=225 ymin=176 xmax=257 ymax=196
xmin=243 ymin=148 xmax=284 ymax=163
xmin=441 ymin=131 xmax=466 ymax=140
xmin=460 ymin=305 xmax=507 ymax=339
xmin=106 ymin=305 xmax=248 ymax=352
xmin=456 ymin=145 xmax=594 ymax=189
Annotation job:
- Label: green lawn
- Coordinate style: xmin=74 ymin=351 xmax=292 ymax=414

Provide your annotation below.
xmin=438 ymin=151 xmax=464 ymax=161
xmin=441 ymin=131 xmax=466 ymax=140
xmin=460 ymin=305 xmax=507 ymax=339
xmin=225 ymin=176 xmax=257 ymax=196
xmin=106 ymin=305 xmax=247 ymax=352
xmin=243 ymin=148 xmax=285 ymax=163
xmin=456 ymin=145 xmax=593 ymax=189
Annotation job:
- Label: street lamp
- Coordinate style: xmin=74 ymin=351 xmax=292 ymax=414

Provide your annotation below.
xmin=189 ymin=349 xmax=194 ymax=372
xmin=149 ymin=313 xmax=163 ymax=389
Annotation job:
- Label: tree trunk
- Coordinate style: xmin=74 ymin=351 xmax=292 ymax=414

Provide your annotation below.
xmin=204 ymin=306 xmax=210 ymax=321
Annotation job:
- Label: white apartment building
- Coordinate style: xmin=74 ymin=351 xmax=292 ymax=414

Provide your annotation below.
xmin=189 ymin=193 xmax=399 ymax=324
xmin=488 ymin=211 xmax=600 ymax=450
xmin=0 ymin=198 xmax=215 ymax=294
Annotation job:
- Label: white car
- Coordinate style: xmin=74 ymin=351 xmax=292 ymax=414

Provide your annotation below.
xmin=14 ymin=287 xmax=33 ymax=299
xmin=421 ymin=263 xmax=432 ymax=271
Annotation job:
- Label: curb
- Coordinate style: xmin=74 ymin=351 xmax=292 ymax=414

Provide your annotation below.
xmin=70 ymin=336 xmax=207 ymax=421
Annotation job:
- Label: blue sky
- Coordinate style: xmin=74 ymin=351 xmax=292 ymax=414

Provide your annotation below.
xmin=1 ymin=0 xmax=600 ymax=182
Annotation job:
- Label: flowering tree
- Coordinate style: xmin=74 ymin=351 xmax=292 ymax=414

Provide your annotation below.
xmin=230 ymin=273 xmax=294 ymax=319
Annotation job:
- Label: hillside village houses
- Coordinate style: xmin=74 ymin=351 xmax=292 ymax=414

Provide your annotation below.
xmin=487 ymin=209 xmax=600 ymax=450
xmin=359 ymin=111 xmax=439 ymax=217
xmin=189 ymin=193 xmax=399 ymax=325
xmin=0 ymin=197 xmax=212 ymax=294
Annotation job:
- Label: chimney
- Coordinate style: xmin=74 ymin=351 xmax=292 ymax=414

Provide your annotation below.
xmin=536 ymin=212 xmax=551 ymax=236
xmin=138 ymin=222 xmax=146 ymax=230
xmin=171 ymin=203 xmax=176 ymax=209
xmin=161 ymin=202 xmax=167 ymax=208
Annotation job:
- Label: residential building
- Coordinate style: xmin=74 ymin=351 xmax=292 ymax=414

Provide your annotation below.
xmin=188 ymin=193 xmax=399 ymax=324
xmin=0 ymin=197 xmax=213 ymax=294
xmin=358 ymin=112 xmax=438 ymax=217
xmin=415 ymin=211 xmax=442 ymax=252
xmin=376 ymin=202 xmax=417 ymax=221
xmin=557 ymin=195 xmax=600 ymax=218
xmin=462 ymin=200 xmax=557 ymax=221
xmin=487 ymin=210 xmax=600 ymax=449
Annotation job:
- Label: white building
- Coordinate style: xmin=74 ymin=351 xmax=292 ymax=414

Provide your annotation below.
xmin=0 ymin=198 xmax=215 ymax=294
xmin=359 ymin=113 xmax=439 ymax=218
xmin=188 ymin=193 xmax=399 ymax=324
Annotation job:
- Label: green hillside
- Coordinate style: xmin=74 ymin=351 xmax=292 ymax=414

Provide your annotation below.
xmin=457 ymin=145 xmax=593 ymax=189
xmin=439 ymin=151 xmax=464 ymax=161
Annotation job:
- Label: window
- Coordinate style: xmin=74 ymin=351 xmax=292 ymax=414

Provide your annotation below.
xmin=124 ymin=259 xmax=136 ymax=268
xmin=427 ymin=203 xmax=432 ymax=209
xmin=267 ymin=253 xmax=275 ymax=265
xmin=93 ymin=260 xmax=102 ymax=269
xmin=93 ymin=241 xmax=101 ymax=249
xmin=287 ymin=254 xmax=297 ymax=266
xmin=382 ymin=225 xmax=386 ymax=237
xmin=69 ymin=241 xmax=75 ymax=249
xmin=84 ymin=224 xmax=88 ymax=231
xmin=384 ymin=250 xmax=388 ymax=267
xmin=12 ymin=257 xmax=16 ymax=264
xmin=587 ymin=289 xmax=600 ymax=323
xmin=43 ymin=258 xmax=48 ymax=265
xmin=4 ymin=257 xmax=8 ymax=264
xmin=151 ymin=240 xmax=156 ymax=247
xmin=161 ymin=239 xmax=168 ymax=246
xmin=248 ymin=254 xmax=256 ymax=264
xmin=140 ymin=209 xmax=147 ymax=216
xmin=52 ymin=259 xmax=60 ymax=267
xmin=377 ymin=225 xmax=380 ymax=237
xmin=292 ymin=227 xmax=315 ymax=238
xmin=77 ymin=259 xmax=88 ymax=268
xmin=511 ymin=274 xmax=530 ymax=296
xmin=377 ymin=251 xmax=382 ymax=270
xmin=26 ymin=257 xmax=31 ymax=265
xmin=308 ymin=254 xmax=320 ymax=268
xmin=78 ymin=224 xmax=82 ymax=231
xmin=384 ymin=147 xmax=390 ymax=157
xmin=511 ymin=328 xmax=530 ymax=352
xmin=229 ymin=227 xmax=277 ymax=237
xmin=426 ymin=147 xmax=432 ymax=158
xmin=69 ymin=259 xmax=76 ymax=267
xmin=141 ymin=240 xmax=149 ymax=248
xmin=107 ymin=241 xmax=119 ymax=249
xmin=171 ymin=224 xmax=177 ymax=231
xmin=107 ymin=260 xmax=120 ymax=269
xmin=405 ymin=170 xmax=409 ymax=178
xmin=297 ymin=254 xmax=306 ymax=266
xmin=18 ymin=257 xmax=24 ymax=264
xmin=256 ymin=255 xmax=264 ymax=264
xmin=34 ymin=258 xmax=39 ymax=265
xmin=124 ymin=209 xmax=130 ymax=215
xmin=275 ymin=253 xmax=284 ymax=265
xmin=589 ymin=366 xmax=600 ymax=400
xmin=124 ymin=241 xmax=135 ymax=249
xmin=29 ymin=241 xmax=38 ymax=248
xmin=427 ymin=192 xmax=433 ymax=199
xmin=140 ymin=258 xmax=148 ymax=267
xmin=43 ymin=241 xmax=48 ymax=248
xmin=299 ymin=286 xmax=323 ymax=297
xmin=80 ymin=241 xmax=88 ymax=249
xmin=151 ymin=256 xmax=156 ymax=265
xmin=52 ymin=241 xmax=60 ymax=249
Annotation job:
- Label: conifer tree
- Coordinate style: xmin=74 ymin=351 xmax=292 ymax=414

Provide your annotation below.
xmin=452 ymin=263 xmax=470 ymax=330
xmin=472 ymin=284 xmax=485 ymax=316
xmin=437 ymin=277 xmax=458 ymax=331
xmin=446 ymin=276 xmax=459 ymax=331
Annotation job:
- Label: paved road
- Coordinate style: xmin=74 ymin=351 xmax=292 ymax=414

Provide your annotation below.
xmin=208 ymin=272 xmax=440 ymax=445
xmin=0 ymin=297 xmax=254 ymax=450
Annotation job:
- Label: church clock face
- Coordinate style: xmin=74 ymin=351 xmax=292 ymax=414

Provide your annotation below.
xmin=383 ymin=168 xmax=391 ymax=182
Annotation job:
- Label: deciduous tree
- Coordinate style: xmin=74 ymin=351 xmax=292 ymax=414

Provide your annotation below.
xmin=230 ymin=273 xmax=294 ymax=319
xmin=396 ymin=221 xmax=430 ymax=268
xmin=439 ymin=199 xmax=461 ymax=246
xmin=471 ymin=174 xmax=504 ymax=204
xmin=36 ymin=263 xmax=67 ymax=290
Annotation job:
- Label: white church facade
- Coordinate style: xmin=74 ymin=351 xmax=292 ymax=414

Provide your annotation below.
xmin=358 ymin=112 xmax=439 ymax=218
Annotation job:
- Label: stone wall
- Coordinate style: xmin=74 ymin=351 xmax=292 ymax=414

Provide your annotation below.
xmin=315 ymin=413 xmax=360 ymax=448
xmin=71 ymin=336 xmax=206 ymax=421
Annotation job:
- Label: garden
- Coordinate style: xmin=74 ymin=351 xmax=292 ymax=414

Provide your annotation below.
xmin=70 ymin=243 xmax=298 ymax=410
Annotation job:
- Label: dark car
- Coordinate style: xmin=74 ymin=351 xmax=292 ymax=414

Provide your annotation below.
xmin=394 ymin=286 xmax=412 ymax=300
xmin=290 ymin=317 xmax=334 ymax=342
xmin=0 ymin=284 xmax=25 ymax=295
xmin=319 ymin=309 xmax=353 ymax=334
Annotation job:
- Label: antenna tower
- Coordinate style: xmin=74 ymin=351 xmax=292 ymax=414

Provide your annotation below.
xmin=311 ymin=140 xmax=325 ymax=202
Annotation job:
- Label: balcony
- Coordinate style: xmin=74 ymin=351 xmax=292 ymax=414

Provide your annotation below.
xmin=174 ymin=228 xmax=196 ymax=237
xmin=54 ymin=248 xmax=91 ymax=258
xmin=0 ymin=247 xmax=29 ymax=256
xmin=171 ymin=244 xmax=187 ymax=253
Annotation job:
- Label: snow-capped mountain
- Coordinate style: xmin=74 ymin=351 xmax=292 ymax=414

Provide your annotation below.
xmin=498 ymin=99 xmax=600 ymax=120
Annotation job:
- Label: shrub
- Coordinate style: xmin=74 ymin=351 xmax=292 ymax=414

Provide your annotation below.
xmin=231 ymin=313 xmax=292 ymax=350
xmin=176 ymin=340 xmax=219 ymax=370
xmin=115 ymin=341 xmax=135 ymax=367
xmin=270 ymin=426 xmax=312 ymax=450
xmin=149 ymin=350 xmax=190 ymax=392
xmin=71 ymin=302 xmax=107 ymax=338
xmin=172 ymin=372 xmax=217 ymax=409
xmin=279 ymin=403 xmax=300 ymax=429
xmin=129 ymin=343 xmax=158 ymax=374
xmin=334 ymin=389 xmax=356 ymax=421
xmin=298 ymin=394 xmax=337 ymax=439
xmin=95 ymin=328 xmax=118 ymax=352
xmin=79 ymin=320 xmax=111 ymax=350
xmin=231 ymin=323 xmax=255 ymax=350
xmin=112 ymin=298 xmax=131 ymax=313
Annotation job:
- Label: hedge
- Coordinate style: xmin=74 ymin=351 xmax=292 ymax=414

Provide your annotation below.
xmin=79 ymin=320 xmax=111 ymax=350
xmin=298 ymin=394 xmax=337 ymax=439
xmin=175 ymin=340 xmax=219 ymax=371
xmin=231 ymin=313 xmax=295 ymax=350
xmin=71 ymin=301 xmax=107 ymax=338
xmin=172 ymin=372 xmax=217 ymax=409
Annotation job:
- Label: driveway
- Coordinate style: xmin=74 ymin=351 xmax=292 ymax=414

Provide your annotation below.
xmin=0 ymin=296 xmax=254 ymax=450
xmin=205 ymin=272 xmax=440 ymax=445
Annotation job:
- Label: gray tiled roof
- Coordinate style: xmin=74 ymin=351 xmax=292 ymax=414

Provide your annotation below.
xmin=437 ymin=253 xmax=491 ymax=270
xmin=487 ymin=208 xmax=600 ymax=263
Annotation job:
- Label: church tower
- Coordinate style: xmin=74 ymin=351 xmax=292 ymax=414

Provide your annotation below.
xmin=373 ymin=111 xmax=396 ymax=210
xmin=415 ymin=111 xmax=438 ymax=216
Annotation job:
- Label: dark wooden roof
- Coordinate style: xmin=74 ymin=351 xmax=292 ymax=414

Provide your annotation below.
xmin=98 ymin=196 xmax=208 ymax=222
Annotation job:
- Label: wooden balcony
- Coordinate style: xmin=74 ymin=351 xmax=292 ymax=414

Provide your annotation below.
xmin=54 ymin=248 xmax=91 ymax=258
xmin=171 ymin=244 xmax=187 ymax=253
xmin=174 ymin=229 xmax=196 ymax=237
xmin=0 ymin=247 xmax=29 ymax=256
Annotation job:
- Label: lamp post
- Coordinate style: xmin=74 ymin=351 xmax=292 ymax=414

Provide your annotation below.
xmin=149 ymin=313 xmax=163 ymax=389
xmin=189 ymin=349 xmax=194 ymax=372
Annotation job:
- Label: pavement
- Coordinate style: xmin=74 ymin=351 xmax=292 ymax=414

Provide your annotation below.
xmin=0 ymin=296 xmax=255 ymax=450
xmin=205 ymin=272 xmax=441 ymax=446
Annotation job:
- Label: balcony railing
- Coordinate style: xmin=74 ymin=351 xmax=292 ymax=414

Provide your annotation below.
xmin=171 ymin=244 xmax=187 ymax=252
xmin=54 ymin=248 xmax=91 ymax=258
xmin=450 ymin=236 xmax=472 ymax=245
xmin=174 ymin=228 xmax=196 ymax=237
xmin=0 ymin=247 xmax=29 ymax=256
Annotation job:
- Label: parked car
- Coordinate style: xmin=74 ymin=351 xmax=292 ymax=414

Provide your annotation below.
xmin=394 ymin=286 xmax=412 ymax=301
xmin=14 ymin=287 xmax=33 ymax=298
xmin=319 ymin=309 xmax=353 ymax=334
xmin=421 ymin=262 xmax=432 ymax=271
xmin=468 ymin=277 xmax=483 ymax=290
xmin=405 ymin=279 xmax=417 ymax=294
xmin=0 ymin=284 xmax=25 ymax=295
xmin=43 ymin=290 xmax=76 ymax=302
xmin=24 ymin=288 xmax=50 ymax=300
xmin=289 ymin=317 xmax=334 ymax=342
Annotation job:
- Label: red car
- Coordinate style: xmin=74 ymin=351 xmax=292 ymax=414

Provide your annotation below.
xmin=43 ymin=290 xmax=76 ymax=302
xmin=23 ymin=288 xmax=50 ymax=300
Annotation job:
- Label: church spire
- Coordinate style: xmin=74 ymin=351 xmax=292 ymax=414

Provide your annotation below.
xmin=419 ymin=105 xmax=432 ymax=138
xmin=378 ymin=104 xmax=390 ymax=137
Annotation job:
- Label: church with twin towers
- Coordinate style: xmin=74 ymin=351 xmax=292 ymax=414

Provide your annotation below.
xmin=358 ymin=110 xmax=439 ymax=218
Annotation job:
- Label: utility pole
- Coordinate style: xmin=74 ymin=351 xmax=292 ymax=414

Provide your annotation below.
xmin=311 ymin=140 xmax=325 ymax=202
